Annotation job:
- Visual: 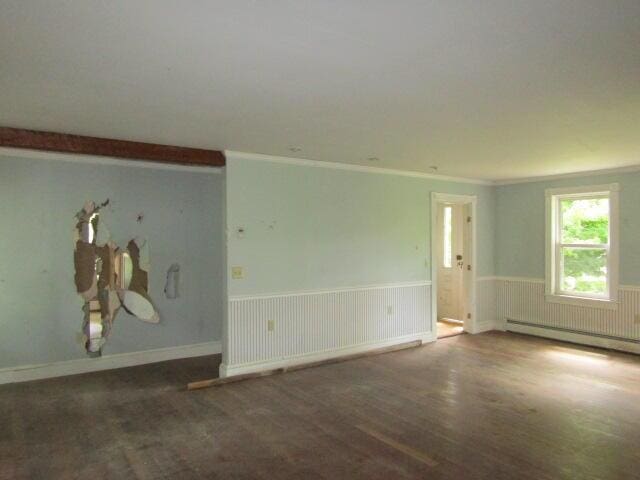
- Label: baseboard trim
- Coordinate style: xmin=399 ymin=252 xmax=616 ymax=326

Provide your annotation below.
xmin=190 ymin=338 xmax=426 ymax=390
xmin=506 ymin=321 xmax=640 ymax=355
xmin=0 ymin=341 xmax=222 ymax=385
xmin=219 ymin=333 xmax=430 ymax=378
xmin=468 ymin=322 xmax=497 ymax=334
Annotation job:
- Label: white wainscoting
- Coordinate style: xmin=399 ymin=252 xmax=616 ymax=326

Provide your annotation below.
xmin=475 ymin=277 xmax=498 ymax=333
xmin=222 ymin=282 xmax=432 ymax=376
xmin=496 ymin=277 xmax=640 ymax=353
xmin=0 ymin=341 xmax=222 ymax=385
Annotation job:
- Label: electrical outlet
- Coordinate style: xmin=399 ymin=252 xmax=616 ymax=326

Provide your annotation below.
xmin=267 ymin=319 xmax=275 ymax=332
xmin=387 ymin=305 xmax=393 ymax=316
xmin=231 ymin=266 xmax=244 ymax=279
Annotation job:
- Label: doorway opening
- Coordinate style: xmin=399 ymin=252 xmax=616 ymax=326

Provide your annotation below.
xmin=431 ymin=193 xmax=477 ymax=339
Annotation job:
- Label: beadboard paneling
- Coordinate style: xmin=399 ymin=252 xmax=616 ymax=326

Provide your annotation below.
xmin=225 ymin=283 xmax=431 ymax=371
xmin=476 ymin=277 xmax=498 ymax=332
xmin=497 ymin=279 xmax=640 ymax=341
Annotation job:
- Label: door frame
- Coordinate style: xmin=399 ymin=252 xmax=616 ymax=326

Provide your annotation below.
xmin=430 ymin=192 xmax=478 ymax=337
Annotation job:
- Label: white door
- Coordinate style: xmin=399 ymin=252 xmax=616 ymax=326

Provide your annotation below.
xmin=437 ymin=203 xmax=464 ymax=321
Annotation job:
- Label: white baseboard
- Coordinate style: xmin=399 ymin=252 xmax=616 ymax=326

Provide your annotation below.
xmin=421 ymin=331 xmax=437 ymax=343
xmin=219 ymin=333 xmax=429 ymax=378
xmin=0 ymin=341 xmax=222 ymax=385
xmin=506 ymin=322 xmax=640 ymax=355
xmin=469 ymin=322 xmax=497 ymax=334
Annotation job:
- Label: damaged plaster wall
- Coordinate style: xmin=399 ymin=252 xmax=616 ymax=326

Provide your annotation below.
xmin=73 ymin=202 xmax=160 ymax=355
xmin=0 ymin=152 xmax=224 ymax=369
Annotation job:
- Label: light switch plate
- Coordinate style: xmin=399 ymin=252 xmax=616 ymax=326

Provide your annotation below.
xmin=231 ymin=266 xmax=244 ymax=279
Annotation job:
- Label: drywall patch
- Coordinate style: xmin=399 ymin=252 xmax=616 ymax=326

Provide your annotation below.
xmin=73 ymin=200 xmax=160 ymax=355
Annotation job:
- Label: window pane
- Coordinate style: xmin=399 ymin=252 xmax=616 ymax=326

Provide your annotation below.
xmin=560 ymin=247 xmax=607 ymax=295
xmin=561 ymin=198 xmax=609 ymax=244
xmin=443 ymin=206 xmax=452 ymax=268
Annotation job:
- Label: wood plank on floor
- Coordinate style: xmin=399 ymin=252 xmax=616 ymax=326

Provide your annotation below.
xmin=187 ymin=339 xmax=422 ymax=390
xmin=355 ymin=424 xmax=439 ymax=467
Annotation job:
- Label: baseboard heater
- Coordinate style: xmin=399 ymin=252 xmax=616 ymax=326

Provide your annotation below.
xmin=506 ymin=319 xmax=640 ymax=344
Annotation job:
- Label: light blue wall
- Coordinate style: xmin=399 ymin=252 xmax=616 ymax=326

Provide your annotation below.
xmin=496 ymin=172 xmax=640 ymax=284
xmin=226 ymin=156 xmax=496 ymax=296
xmin=0 ymin=154 xmax=224 ymax=368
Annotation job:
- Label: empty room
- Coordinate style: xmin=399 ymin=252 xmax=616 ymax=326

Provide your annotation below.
xmin=2 ymin=1 xmax=640 ymax=479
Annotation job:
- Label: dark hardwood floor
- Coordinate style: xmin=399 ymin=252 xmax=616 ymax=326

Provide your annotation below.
xmin=2 ymin=331 xmax=640 ymax=479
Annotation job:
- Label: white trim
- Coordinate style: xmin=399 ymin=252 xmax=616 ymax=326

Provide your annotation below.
xmin=0 ymin=341 xmax=222 ymax=385
xmin=0 ymin=147 xmax=224 ymax=174
xmin=544 ymin=294 xmax=619 ymax=310
xmin=219 ymin=333 xmax=431 ymax=377
xmin=491 ymin=276 xmax=640 ymax=290
xmin=506 ymin=322 xmax=640 ymax=355
xmin=480 ymin=275 xmax=546 ymax=284
xmin=494 ymin=164 xmax=640 ymax=186
xmin=228 ymin=281 xmax=431 ymax=301
xmin=495 ymin=276 xmax=546 ymax=284
xmin=6 ymin=146 xmax=639 ymax=184
xmin=431 ymin=192 xmax=478 ymax=337
xmin=544 ymin=183 xmax=620 ymax=196
xmin=545 ymin=183 xmax=619 ymax=309
xmin=226 ymin=151 xmax=640 ymax=185
xmin=429 ymin=192 xmax=478 ymax=204
xmin=471 ymin=322 xmax=497 ymax=334
xmin=225 ymin=150 xmax=493 ymax=185
xmin=620 ymin=284 xmax=640 ymax=292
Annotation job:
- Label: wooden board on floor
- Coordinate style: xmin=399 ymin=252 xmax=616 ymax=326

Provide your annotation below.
xmin=187 ymin=340 xmax=423 ymax=390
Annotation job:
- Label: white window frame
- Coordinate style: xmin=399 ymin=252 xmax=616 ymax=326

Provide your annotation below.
xmin=545 ymin=183 xmax=619 ymax=309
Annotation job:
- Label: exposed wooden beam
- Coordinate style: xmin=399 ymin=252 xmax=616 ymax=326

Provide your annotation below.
xmin=0 ymin=127 xmax=225 ymax=167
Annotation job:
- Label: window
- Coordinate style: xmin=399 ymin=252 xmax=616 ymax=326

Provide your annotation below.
xmin=545 ymin=184 xmax=619 ymax=308
xmin=443 ymin=205 xmax=452 ymax=268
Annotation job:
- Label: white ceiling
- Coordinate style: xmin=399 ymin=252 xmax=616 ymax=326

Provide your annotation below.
xmin=1 ymin=1 xmax=639 ymax=181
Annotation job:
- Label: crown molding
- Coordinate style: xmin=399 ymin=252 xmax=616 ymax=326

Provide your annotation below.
xmin=494 ymin=163 xmax=640 ymax=186
xmin=224 ymin=150 xmax=494 ymax=185
xmin=226 ymin=151 xmax=640 ymax=186
xmin=9 ymin=144 xmax=636 ymax=185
